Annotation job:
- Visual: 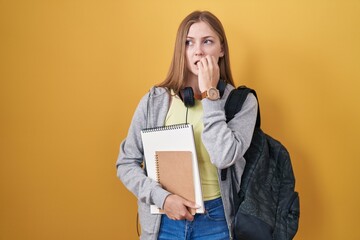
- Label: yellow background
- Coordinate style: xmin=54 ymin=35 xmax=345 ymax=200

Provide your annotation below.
xmin=1 ymin=0 xmax=359 ymax=239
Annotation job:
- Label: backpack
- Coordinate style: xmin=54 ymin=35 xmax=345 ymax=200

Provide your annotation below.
xmin=222 ymin=86 xmax=300 ymax=240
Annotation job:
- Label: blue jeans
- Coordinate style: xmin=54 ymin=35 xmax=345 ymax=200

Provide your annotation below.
xmin=158 ymin=197 xmax=229 ymax=240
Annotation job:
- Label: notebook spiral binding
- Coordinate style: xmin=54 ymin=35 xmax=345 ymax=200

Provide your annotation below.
xmin=155 ymin=153 xmax=160 ymax=183
xmin=141 ymin=123 xmax=190 ymax=133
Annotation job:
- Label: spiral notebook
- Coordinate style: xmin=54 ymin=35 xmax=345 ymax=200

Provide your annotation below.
xmin=141 ymin=124 xmax=204 ymax=214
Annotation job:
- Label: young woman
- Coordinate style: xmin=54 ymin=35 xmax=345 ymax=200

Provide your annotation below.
xmin=116 ymin=11 xmax=258 ymax=240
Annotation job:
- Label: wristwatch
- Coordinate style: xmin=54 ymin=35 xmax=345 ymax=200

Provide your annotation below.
xmin=201 ymin=87 xmax=220 ymax=100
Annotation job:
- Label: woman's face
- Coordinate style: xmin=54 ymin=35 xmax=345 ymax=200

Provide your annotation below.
xmin=185 ymin=21 xmax=224 ymax=82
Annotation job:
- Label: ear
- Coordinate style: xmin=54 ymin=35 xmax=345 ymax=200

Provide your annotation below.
xmin=220 ymin=44 xmax=224 ymax=57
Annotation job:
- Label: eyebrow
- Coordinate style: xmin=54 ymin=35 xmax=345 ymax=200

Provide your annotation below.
xmin=186 ymin=35 xmax=215 ymax=39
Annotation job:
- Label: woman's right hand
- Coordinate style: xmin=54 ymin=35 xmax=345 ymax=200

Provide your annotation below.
xmin=197 ymin=55 xmax=220 ymax=93
xmin=163 ymin=194 xmax=198 ymax=221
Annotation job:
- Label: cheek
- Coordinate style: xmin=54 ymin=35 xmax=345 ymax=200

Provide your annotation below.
xmin=185 ymin=51 xmax=192 ymax=66
xmin=208 ymin=46 xmax=222 ymax=58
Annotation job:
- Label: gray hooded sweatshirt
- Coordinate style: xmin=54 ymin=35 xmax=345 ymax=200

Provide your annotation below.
xmin=116 ymin=84 xmax=257 ymax=240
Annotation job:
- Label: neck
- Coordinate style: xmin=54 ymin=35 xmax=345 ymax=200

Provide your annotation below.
xmin=185 ymin=75 xmax=201 ymax=95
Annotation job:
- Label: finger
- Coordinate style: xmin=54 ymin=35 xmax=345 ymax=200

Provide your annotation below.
xmin=170 ymin=207 xmax=193 ymax=221
xmin=199 ymin=57 xmax=211 ymax=80
xmin=210 ymin=55 xmax=220 ymax=82
xmin=206 ymin=55 xmax=215 ymax=76
xmin=182 ymin=199 xmax=199 ymax=210
xmin=210 ymin=55 xmax=220 ymax=72
xmin=184 ymin=211 xmax=194 ymax=221
xmin=196 ymin=60 xmax=203 ymax=72
xmin=199 ymin=57 xmax=208 ymax=68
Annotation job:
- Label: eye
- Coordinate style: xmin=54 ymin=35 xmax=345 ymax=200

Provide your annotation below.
xmin=185 ymin=39 xmax=193 ymax=46
xmin=204 ymin=39 xmax=213 ymax=44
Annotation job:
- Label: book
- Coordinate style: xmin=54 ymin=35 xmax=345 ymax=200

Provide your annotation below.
xmin=155 ymin=151 xmax=196 ymax=215
xmin=140 ymin=123 xmax=204 ymax=214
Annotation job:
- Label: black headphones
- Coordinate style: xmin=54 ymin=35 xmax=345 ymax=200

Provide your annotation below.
xmin=181 ymin=80 xmax=226 ymax=107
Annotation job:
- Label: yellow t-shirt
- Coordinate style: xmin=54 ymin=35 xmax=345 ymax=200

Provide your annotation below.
xmin=165 ymin=92 xmax=221 ymax=201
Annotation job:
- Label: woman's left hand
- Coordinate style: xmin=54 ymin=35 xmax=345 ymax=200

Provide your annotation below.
xmin=197 ymin=55 xmax=220 ymax=93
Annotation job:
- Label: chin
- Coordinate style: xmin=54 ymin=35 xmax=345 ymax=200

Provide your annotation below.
xmin=191 ymin=72 xmax=199 ymax=78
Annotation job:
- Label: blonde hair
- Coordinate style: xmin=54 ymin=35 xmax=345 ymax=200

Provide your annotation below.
xmin=157 ymin=11 xmax=235 ymax=95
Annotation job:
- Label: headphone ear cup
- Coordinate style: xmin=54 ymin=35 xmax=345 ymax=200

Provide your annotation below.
xmin=217 ymin=80 xmax=226 ymax=98
xmin=182 ymin=87 xmax=195 ymax=107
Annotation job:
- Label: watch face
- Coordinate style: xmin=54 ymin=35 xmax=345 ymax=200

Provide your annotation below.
xmin=208 ymin=88 xmax=220 ymax=100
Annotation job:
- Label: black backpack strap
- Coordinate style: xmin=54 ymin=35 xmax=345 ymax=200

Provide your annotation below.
xmin=225 ymin=86 xmax=251 ymax=123
xmin=225 ymin=85 xmax=260 ymax=127
xmin=221 ymin=86 xmax=260 ymax=181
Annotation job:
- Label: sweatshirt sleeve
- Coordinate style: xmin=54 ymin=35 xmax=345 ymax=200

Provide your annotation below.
xmin=201 ymin=93 xmax=258 ymax=169
xmin=116 ymin=92 xmax=171 ymax=209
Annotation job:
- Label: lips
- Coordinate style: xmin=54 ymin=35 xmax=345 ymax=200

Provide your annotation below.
xmin=194 ymin=60 xmax=200 ymax=65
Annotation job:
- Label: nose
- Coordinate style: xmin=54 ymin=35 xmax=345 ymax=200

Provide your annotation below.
xmin=194 ymin=43 xmax=204 ymax=56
